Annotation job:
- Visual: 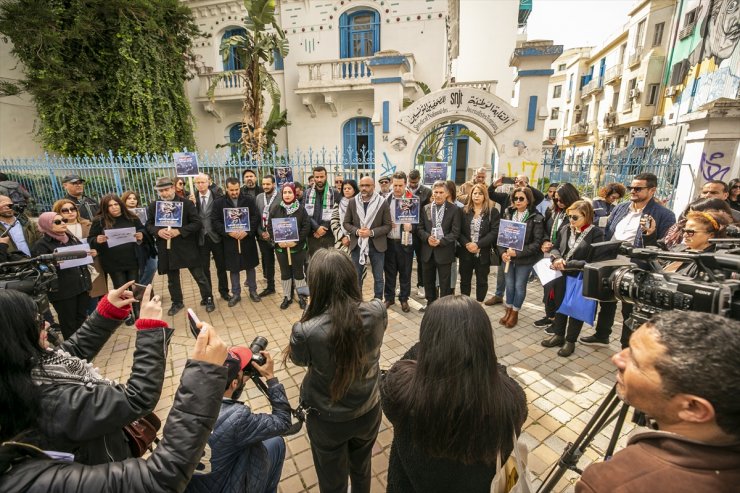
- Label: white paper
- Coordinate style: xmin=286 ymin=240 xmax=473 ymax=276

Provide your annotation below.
xmin=55 ymin=243 xmax=93 ymax=270
xmin=598 ymin=216 xmax=608 ymax=228
xmin=533 ymin=257 xmax=562 ymax=285
xmin=104 ymin=227 xmax=137 ymax=248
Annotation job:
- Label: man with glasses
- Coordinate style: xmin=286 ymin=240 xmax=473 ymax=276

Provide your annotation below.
xmin=699 ymin=180 xmax=740 ymax=221
xmin=580 ymin=173 xmax=675 ymax=349
xmin=537 ymin=182 xmax=559 ymax=216
xmin=334 ymin=176 xmax=344 ymax=195
xmin=0 ymin=194 xmax=42 ymax=262
xmin=407 ymin=169 xmax=432 ymax=298
xmin=62 ymin=174 xmax=99 ymax=221
xmin=488 ymin=174 xmax=545 ymax=210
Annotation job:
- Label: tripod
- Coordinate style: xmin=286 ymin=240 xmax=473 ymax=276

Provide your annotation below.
xmin=536 ymin=384 xmax=640 ymax=493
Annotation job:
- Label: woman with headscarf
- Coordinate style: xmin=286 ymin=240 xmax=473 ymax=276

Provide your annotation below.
xmin=31 ymin=212 xmax=93 ymax=339
xmin=267 ymin=182 xmax=312 ymax=310
xmin=331 ymin=179 xmax=359 ymax=253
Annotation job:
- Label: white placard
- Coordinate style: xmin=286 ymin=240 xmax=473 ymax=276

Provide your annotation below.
xmin=532 ymin=257 xmax=562 ymax=286
xmin=55 ymin=243 xmax=93 ymax=270
xmin=104 ymin=227 xmax=137 ymax=248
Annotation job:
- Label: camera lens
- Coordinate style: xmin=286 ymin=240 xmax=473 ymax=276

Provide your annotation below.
xmin=249 ymin=336 xmax=269 ymax=366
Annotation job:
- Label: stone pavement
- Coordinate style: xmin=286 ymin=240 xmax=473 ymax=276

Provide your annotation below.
xmin=92 ymin=264 xmax=635 ymax=493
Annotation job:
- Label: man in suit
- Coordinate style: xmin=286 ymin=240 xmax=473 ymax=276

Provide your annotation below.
xmin=407 ymin=168 xmax=432 ymax=297
xmin=383 ymin=172 xmax=415 ymax=312
xmin=343 ymin=175 xmax=392 ymax=300
xmin=255 ymin=175 xmax=278 ymax=297
xmin=305 ymin=166 xmax=340 ymax=255
xmin=417 ymin=180 xmax=461 ymax=308
xmin=192 ymin=173 xmax=229 ymax=303
xmin=146 ymin=177 xmax=214 ymax=315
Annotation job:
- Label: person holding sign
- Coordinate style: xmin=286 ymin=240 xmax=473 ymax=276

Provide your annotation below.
xmin=146 ymin=177 xmax=214 ymax=316
xmin=255 ymin=175 xmax=279 ymax=297
xmin=305 ymin=166 xmax=340 ymax=255
xmin=458 ymin=183 xmax=500 ymax=302
xmin=497 ymin=187 xmax=545 ymax=328
xmin=268 ymin=183 xmax=311 ymax=310
xmin=211 ymin=178 xmax=261 ymax=307
xmin=384 ymin=171 xmax=416 ymax=312
xmin=31 ymin=212 xmax=93 ymax=339
xmin=416 ymin=181 xmax=461 ymax=308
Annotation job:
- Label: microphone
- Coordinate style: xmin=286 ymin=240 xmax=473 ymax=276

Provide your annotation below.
xmin=40 ymin=251 xmax=89 ymax=262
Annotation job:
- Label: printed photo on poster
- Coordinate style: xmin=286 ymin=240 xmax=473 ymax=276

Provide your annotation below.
xmin=274 ymin=166 xmax=294 ymax=189
xmin=224 ymin=207 xmax=251 ymax=233
xmin=423 ymin=162 xmax=448 ymax=185
xmin=271 ymin=217 xmax=299 ymax=243
xmin=394 ymin=197 xmax=420 ymax=224
xmin=497 ymin=219 xmax=527 ymax=251
xmin=154 ymin=201 xmax=184 ymax=228
xmin=131 ymin=207 xmax=147 ymax=224
xmin=173 ymin=152 xmax=199 ymax=177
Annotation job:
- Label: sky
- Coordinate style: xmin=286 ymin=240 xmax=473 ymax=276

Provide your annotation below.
xmin=526 ymin=0 xmax=635 ymax=50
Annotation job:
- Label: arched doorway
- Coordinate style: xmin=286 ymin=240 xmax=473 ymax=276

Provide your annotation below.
xmin=413 ymin=123 xmax=471 ymax=183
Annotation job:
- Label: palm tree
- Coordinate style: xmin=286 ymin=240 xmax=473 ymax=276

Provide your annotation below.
xmin=208 ymin=0 xmax=289 ymax=155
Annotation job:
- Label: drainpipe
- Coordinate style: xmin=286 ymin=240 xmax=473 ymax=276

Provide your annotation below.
xmin=658 ymin=0 xmax=685 ymax=117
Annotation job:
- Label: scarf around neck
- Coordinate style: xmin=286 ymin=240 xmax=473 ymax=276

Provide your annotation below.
xmin=32 ymin=348 xmax=115 ymax=387
xmin=355 ymin=192 xmax=383 ymax=265
xmin=281 ymin=199 xmax=300 ymax=216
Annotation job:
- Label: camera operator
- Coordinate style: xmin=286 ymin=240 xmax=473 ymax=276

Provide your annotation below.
xmin=185 ymin=347 xmax=290 ymax=493
xmin=576 ymin=311 xmax=740 ymax=492
xmin=0 ymin=194 xmax=41 ymax=262
xmin=0 ymin=282 xmax=173 ymax=465
xmin=0 ymin=321 xmax=228 ymax=493
xmin=661 ymin=210 xmax=733 ymax=276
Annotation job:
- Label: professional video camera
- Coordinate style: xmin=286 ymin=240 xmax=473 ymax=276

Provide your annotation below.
xmin=0 ymin=252 xmax=76 ymax=313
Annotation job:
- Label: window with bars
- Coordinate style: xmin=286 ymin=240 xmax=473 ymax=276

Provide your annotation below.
xmin=343 ymin=117 xmax=375 ymax=163
xmin=222 ymin=28 xmax=247 ymax=71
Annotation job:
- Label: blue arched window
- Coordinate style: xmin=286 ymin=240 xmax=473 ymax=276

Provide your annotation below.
xmin=339 ymin=10 xmax=380 ymax=58
xmin=222 ymin=28 xmax=247 ymax=71
xmin=343 ymin=117 xmax=374 ymax=163
xmin=228 ymin=123 xmax=242 ymax=156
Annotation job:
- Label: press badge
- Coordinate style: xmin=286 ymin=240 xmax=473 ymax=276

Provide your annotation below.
xmin=431 ymin=227 xmax=443 ymax=240
xmin=322 ymin=209 xmax=332 ymax=221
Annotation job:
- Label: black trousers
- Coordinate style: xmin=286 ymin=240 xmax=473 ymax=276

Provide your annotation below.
xmin=423 ymin=259 xmax=452 ymax=304
xmin=412 ymin=234 xmax=424 ymax=287
xmin=166 ymin=266 xmax=212 ymax=304
xmin=109 ymin=269 xmax=140 ymax=318
xmin=276 ymin=249 xmax=306 ymax=280
xmin=542 ymin=276 xmax=567 ymax=318
xmin=258 ymin=239 xmax=276 ymax=289
xmin=52 ymin=292 xmax=90 ymax=339
xmin=306 ymin=403 xmax=382 ymax=493
xmin=307 ymin=234 xmax=334 ymax=255
xmin=384 ymin=239 xmax=413 ymax=302
xmin=199 ymin=237 xmax=228 ymax=296
xmin=594 ymin=300 xmax=634 ymax=348
xmin=551 ymin=312 xmax=586 ymax=343
xmin=458 ymin=254 xmax=491 ymax=302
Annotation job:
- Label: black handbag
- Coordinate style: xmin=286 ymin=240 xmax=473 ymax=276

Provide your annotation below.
xmin=122 ymin=412 xmax=161 ymax=457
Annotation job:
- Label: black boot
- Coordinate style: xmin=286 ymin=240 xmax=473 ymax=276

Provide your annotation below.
xmin=541 ymin=335 xmax=565 ymax=348
xmin=280 ymin=297 xmax=292 ymax=310
xmin=298 ymin=295 xmax=307 ymax=310
xmin=558 ymin=341 xmax=576 ymax=357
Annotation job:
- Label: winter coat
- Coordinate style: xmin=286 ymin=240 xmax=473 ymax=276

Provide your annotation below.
xmin=417 ymin=201 xmax=462 ymax=264
xmin=210 ymin=194 xmax=260 ymax=272
xmin=458 ymin=207 xmax=500 ymax=265
xmin=73 ymin=218 xmax=108 ymax=298
xmin=185 ymin=379 xmax=292 ymax=493
xmin=496 ymin=207 xmax=546 ymax=266
xmin=64 ymin=193 xmax=99 ymax=222
xmin=605 ymin=198 xmax=676 ymax=248
xmin=267 ymin=202 xmax=311 ymax=254
xmin=289 ymin=299 xmax=387 ymax=422
xmin=26 ymin=297 xmax=173 ymax=465
xmin=145 ymin=196 xmax=203 ymax=273
xmin=550 ymin=226 xmax=606 ymax=275
xmin=88 ymin=215 xmax=145 ymax=273
xmin=0 ymin=361 xmax=226 ymax=493
xmin=31 ymin=233 xmax=92 ymax=301
xmin=0 ymin=215 xmax=42 ymax=262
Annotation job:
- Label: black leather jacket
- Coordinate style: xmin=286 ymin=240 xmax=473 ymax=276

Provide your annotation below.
xmin=289 ymin=299 xmax=387 ymax=421
xmin=28 ymin=306 xmax=173 ymax=465
xmin=0 ymin=361 xmax=227 ymax=493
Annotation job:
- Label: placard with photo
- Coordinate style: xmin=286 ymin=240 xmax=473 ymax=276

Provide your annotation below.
xmin=394 ymin=197 xmax=420 ymax=224
xmin=154 ymin=201 xmax=184 ymax=228
xmin=173 ymin=151 xmax=199 ymax=177
xmin=423 ymin=162 xmax=448 ymax=185
xmin=223 ymin=207 xmax=251 ymax=233
xmin=271 ymin=217 xmax=299 ymax=243
xmin=497 ymin=219 xmax=527 ymax=251
xmin=274 ymin=166 xmax=294 ymax=189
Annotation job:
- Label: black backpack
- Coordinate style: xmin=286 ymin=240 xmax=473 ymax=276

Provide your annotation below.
xmin=0 ymin=181 xmax=30 ymax=208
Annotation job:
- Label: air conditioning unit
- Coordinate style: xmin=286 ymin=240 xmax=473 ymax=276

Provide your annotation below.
xmin=575 ymin=105 xmax=581 ymax=110
xmin=651 ymin=115 xmax=664 ymax=126
xmin=629 ymin=89 xmax=641 ymax=99
xmin=664 ymin=86 xmax=678 ymax=97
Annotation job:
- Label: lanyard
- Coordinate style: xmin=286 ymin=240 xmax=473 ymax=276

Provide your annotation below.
xmin=432 ymin=203 xmax=445 ymax=228
xmin=564 ymin=225 xmax=594 ymax=261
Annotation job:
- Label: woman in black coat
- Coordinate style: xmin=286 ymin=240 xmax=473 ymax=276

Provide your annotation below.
xmin=267 ymin=182 xmax=312 ymax=309
xmin=32 ymin=212 xmax=93 ymax=339
xmin=497 ymin=187 xmax=546 ymax=328
xmin=457 ymin=183 xmax=500 ymax=302
xmin=88 ymin=194 xmax=146 ymax=289
xmin=541 ymin=200 xmax=606 ymax=357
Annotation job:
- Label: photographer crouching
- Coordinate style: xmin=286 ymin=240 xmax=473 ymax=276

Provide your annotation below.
xmin=576 ymin=311 xmax=740 ymax=492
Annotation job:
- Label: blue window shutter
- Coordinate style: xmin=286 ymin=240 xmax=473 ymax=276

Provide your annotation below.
xmin=367 ymin=119 xmax=375 ymax=161
xmin=222 ymin=28 xmax=247 ymax=71
xmin=373 ymin=11 xmax=380 ymax=54
xmin=339 ymin=14 xmax=349 ymax=59
xmin=273 ymin=48 xmax=284 ymax=70
xmin=229 ymin=124 xmax=242 ymax=155
xmin=527 ymin=96 xmax=537 ymax=131
xmin=343 ymin=119 xmax=353 ymax=161
xmin=382 ymin=101 xmax=389 ymax=133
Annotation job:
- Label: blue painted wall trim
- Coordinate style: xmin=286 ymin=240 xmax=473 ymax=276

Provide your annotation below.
xmin=527 ymin=95 xmax=537 ymax=131
xmin=367 ymin=55 xmax=410 ymax=70
xmin=513 ymin=45 xmax=564 ymax=57
xmin=518 ymin=69 xmax=555 ymax=77
xmin=371 ymin=77 xmax=403 ymax=84
xmin=382 ymin=101 xmax=390 ymax=133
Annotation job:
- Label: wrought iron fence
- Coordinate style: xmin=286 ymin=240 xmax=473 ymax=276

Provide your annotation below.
xmin=540 ymin=144 xmax=688 ymax=208
xmin=0 ymin=146 xmax=375 ymax=213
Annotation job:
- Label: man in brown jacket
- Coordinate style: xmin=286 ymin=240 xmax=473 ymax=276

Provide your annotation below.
xmin=576 ymin=310 xmax=740 ymax=493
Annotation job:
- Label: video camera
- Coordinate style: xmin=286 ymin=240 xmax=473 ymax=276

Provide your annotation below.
xmin=582 ymin=241 xmax=740 ymax=328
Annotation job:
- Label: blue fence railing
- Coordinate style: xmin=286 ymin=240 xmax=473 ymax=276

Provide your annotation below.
xmin=1 ymin=146 xmax=375 ymax=213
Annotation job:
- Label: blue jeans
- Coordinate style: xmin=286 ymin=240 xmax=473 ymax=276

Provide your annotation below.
xmin=495 ymin=262 xmax=506 ymax=297
xmin=505 ymin=263 xmax=533 ymax=310
xmin=139 ymin=256 xmax=158 ymax=285
xmin=263 ymin=436 xmax=286 ymax=493
xmin=351 ymin=242 xmax=385 ymax=299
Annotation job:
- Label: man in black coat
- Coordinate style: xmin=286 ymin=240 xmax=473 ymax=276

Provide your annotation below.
xmin=192 ymin=173 xmax=230 ymax=302
xmin=211 ymin=177 xmax=261 ymax=307
xmin=146 ymin=177 xmax=214 ymax=315
xmin=304 ymin=166 xmax=340 ymax=255
xmin=61 ymin=174 xmax=99 ymax=221
xmin=383 ymin=172 xmax=416 ymax=312
xmin=407 ymin=169 xmax=432 ymax=297
xmin=417 ymin=181 xmax=461 ymax=308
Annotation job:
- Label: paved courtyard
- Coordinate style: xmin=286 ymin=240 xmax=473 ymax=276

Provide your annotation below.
xmin=92 ymin=263 xmax=635 ymax=493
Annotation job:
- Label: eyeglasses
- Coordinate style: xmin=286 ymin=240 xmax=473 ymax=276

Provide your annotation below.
xmin=52 ymin=218 xmax=69 ymax=225
xmin=60 ymin=207 xmax=76 ymax=213
xmin=627 ymin=186 xmax=647 ymax=192
xmin=682 ymin=229 xmax=710 ymax=237
xmin=513 ymin=196 xmax=527 ymax=202
xmin=732 ymin=185 xmax=740 ymax=190
xmin=568 ymin=215 xmax=582 ymax=221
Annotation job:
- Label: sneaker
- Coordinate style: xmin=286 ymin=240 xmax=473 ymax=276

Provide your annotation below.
xmin=417 ymin=286 xmax=425 ymax=297
xmin=580 ymin=335 xmax=610 ymax=346
xmin=544 ymin=325 xmax=556 ymax=335
xmin=167 ymin=302 xmax=184 ymax=317
xmin=258 ymin=287 xmax=276 ymax=297
xmin=533 ymin=317 xmax=553 ymax=327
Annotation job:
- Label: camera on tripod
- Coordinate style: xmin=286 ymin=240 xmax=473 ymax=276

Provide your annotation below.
xmin=0 ymin=253 xmax=61 ymax=314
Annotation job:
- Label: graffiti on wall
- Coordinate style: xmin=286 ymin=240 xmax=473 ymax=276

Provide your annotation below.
xmin=668 ymin=0 xmax=740 ymax=117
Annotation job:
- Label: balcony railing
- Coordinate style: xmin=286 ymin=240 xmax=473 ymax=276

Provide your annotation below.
xmin=628 ymin=51 xmax=641 ymax=67
xmin=450 ymin=80 xmax=498 ymax=93
xmin=196 ymin=70 xmax=248 ymax=101
xmin=604 ymin=64 xmax=623 ymax=84
xmin=582 ymin=77 xmax=604 ymax=96
xmin=603 ymin=111 xmax=618 ymax=128
xmin=569 ymin=121 xmax=588 ymax=136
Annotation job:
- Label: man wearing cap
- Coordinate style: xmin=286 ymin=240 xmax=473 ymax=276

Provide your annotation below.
xmin=146 ymin=177 xmax=215 ymax=315
xmin=185 ymin=346 xmax=290 ymax=493
xmin=62 ymin=174 xmax=99 ymax=221
xmin=378 ymin=175 xmax=392 ymax=198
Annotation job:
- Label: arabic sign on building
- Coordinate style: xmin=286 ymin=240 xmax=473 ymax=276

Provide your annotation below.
xmin=398 ymin=87 xmax=518 ymax=137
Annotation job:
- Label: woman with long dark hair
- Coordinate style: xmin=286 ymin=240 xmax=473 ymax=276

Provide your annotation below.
xmin=458 ymin=183 xmax=500 ymax=302
xmin=381 ymin=295 xmax=527 ymax=492
xmin=729 ymin=178 xmax=740 ymax=212
xmin=32 ymin=212 xmax=93 ymax=339
xmin=122 ymin=190 xmax=158 ymax=285
xmin=89 ymin=194 xmax=146 ymax=289
xmin=287 ymin=248 xmax=387 ymax=493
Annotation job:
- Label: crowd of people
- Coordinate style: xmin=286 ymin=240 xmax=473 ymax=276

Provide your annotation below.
xmin=0 ymin=166 xmax=738 ymax=493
